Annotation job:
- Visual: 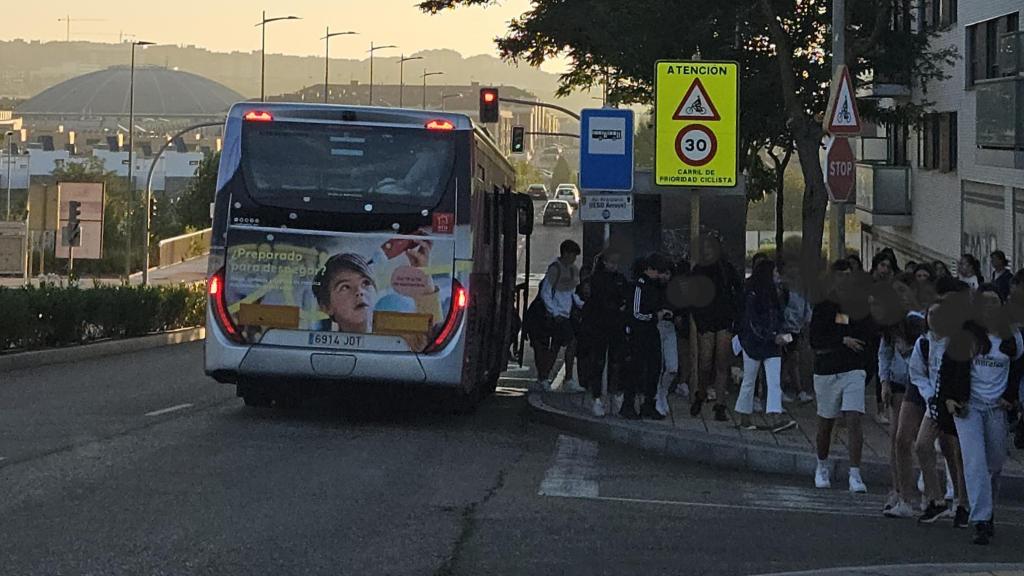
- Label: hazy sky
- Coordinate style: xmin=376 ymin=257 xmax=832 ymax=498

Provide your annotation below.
xmin=5 ymin=0 xmax=567 ymax=71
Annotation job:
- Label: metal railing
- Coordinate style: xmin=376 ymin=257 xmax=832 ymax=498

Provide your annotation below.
xmin=157 ymin=228 xmax=212 ymax=268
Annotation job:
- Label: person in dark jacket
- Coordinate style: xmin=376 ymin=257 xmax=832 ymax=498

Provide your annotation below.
xmin=735 ymin=259 xmax=795 ymax=432
xmin=938 ymin=284 xmax=1023 ymax=545
xmin=579 ymin=250 xmax=629 ymax=418
xmin=622 ymin=253 xmax=672 ymax=420
xmin=810 ymin=259 xmax=874 ymax=493
xmin=989 ymin=250 xmax=1012 ymax=302
xmin=691 ymin=235 xmax=742 ymax=421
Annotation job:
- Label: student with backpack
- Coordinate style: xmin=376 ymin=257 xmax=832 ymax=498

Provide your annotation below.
xmin=938 ymin=284 xmax=1023 ymax=545
xmin=526 ymin=240 xmax=583 ymax=391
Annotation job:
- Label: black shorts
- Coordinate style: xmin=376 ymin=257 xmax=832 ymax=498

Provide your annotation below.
xmin=890 ymin=381 xmax=908 ymax=395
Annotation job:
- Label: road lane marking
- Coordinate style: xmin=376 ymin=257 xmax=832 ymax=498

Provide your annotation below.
xmin=538 ymin=435 xmax=599 ymax=498
xmin=144 ymin=403 xmax=194 ymax=417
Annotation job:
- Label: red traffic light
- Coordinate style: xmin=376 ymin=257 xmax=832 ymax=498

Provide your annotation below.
xmin=479 ymin=88 xmax=499 ymax=123
xmin=482 ymin=91 xmax=496 ymax=103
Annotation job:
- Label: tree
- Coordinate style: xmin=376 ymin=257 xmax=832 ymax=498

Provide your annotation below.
xmin=549 ymin=156 xmax=573 ymax=190
xmin=514 ymin=160 xmax=545 ymax=189
xmin=176 ymin=152 xmax=219 ymax=230
xmin=417 ymin=0 xmax=954 ymax=271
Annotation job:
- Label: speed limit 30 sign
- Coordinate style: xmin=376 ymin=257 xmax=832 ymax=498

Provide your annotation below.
xmin=655 ymin=61 xmax=739 ymax=187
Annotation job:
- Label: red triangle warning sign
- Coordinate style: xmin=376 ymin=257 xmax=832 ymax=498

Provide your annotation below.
xmin=672 ymin=78 xmax=721 ymax=121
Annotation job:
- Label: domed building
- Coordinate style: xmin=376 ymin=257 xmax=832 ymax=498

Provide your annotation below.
xmin=17 ymin=66 xmax=243 ymax=119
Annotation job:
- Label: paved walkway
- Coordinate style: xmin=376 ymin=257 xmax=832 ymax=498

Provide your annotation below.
xmin=0 ymin=255 xmax=209 ymax=288
xmin=531 ymin=364 xmax=1024 ymax=498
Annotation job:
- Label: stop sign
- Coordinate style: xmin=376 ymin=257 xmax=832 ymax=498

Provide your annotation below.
xmin=825 ymin=136 xmax=856 ymax=203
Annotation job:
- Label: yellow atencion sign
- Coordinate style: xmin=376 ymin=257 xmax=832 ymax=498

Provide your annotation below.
xmin=655 ymin=61 xmax=739 ymax=188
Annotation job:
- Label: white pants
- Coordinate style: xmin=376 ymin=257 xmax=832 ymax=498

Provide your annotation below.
xmin=736 ymin=352 xmax=782 ymax=415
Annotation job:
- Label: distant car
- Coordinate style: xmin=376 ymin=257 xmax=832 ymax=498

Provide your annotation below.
xmin=542 ymin=200 xmax=573 ymax=227
xmin=553 ymin=184 xmax=580 ymax=208
xmin=526 ymin=183 xmax=549 ymax=201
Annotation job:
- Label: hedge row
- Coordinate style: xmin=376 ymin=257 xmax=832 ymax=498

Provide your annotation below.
xmin=0 ymin=283 xmax=206 ymax=352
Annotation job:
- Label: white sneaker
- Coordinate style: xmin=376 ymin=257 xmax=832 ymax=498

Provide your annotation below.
xmin=782 ymin=393 xmax=795 ymax=404
xmin=849 ymin=470 xmax=868 ymax=493
xmin=592 ymin=397 xmax=606 ymax=417
xmin=611 ymin=393 xmax=624 ymax=415
xmin=797 ymin=391 xmax=815 ymax=404
xmin=675 ymin=384 xmax=690 ymax=399
xmin=753 ymin=397 xmax=765 ymax=413
xmin=815 ymin=463 xmax=831 ymax=489
xmin=539 ymin=379 xmax=553 ymax=392
xmin=883 ymin=498 xmax=915 ymax=518
xmin=707 ymin=389 xmax=718 ymax=402
xmin=561 ymin=378 xmax=586 ymax=394
xmin=656 ymin=394 xmax=670 ymax=416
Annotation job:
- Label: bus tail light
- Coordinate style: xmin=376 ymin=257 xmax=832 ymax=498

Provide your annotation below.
xmin=424 ymin=280 xmax=467 ymax=353
xmin=209 ymin=268 xmax=242 ymax=342
xmin=244 ymin=110 xmax=274 ymax=122
xmin=425 ymin=119 xmax=455 ymax=131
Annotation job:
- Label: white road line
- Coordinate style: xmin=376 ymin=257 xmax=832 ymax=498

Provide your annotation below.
xmin=144 ymin=403 xmax=194 ymax=417
xmin=538 ymin=435 xmax=600 ymax=498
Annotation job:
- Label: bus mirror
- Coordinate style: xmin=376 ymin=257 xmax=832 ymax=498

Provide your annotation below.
xmin=515 ymin=194 xmax=534 ymax=236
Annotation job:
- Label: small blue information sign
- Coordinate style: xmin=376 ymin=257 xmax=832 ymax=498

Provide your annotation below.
xmin=579 ymin=108 xmax=635 ymax=192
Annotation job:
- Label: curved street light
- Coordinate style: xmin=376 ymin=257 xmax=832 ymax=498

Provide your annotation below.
xmin=256 ymin=11 xmax=301 ymax=102
xmin=367 ymin=42 xmax=397 ymax=106
xmin=322 ymin=27 xmax=357 ymax=104
xmin=421 ymin=70 xmax=444 ymax=109
xmin=398 ymin=54 xmax=423 ymax=108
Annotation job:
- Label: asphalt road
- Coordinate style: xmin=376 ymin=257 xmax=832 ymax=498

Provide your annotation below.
xmin=3 ymin=342 xmax=1024 ymax=576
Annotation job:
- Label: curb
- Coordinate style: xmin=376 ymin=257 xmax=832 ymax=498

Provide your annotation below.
xmin=751 ymin=563 xmax=1024 ymax=576
xmin=527 ymin=392 xmax=1024 ymax=501
xmin=0 ymin=327 xmax=205 ymax=372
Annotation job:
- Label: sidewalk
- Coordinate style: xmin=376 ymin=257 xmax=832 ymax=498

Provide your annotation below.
xmin=529 ymin=366 xmax=1024 ymax=500
xmin=752 ymin=565 xmax=1024 ymax=576
xmin=0 ymin=254 xmax=209 ymax=288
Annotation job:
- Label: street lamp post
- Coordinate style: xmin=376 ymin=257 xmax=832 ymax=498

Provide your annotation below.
xmin=322 ymin=27 xmax=357 ymax=104
xmin=368 ymin=42 xmax=396 ymax=106
xmin=3 ymin=130 xmax=12 ymax=220
xmin=421 ymin=70 xmax=444 ymax=109
xmin=398 ymin=54 xmax=422 ymax=108
xmin=125 ymin=40 xmax=154 ymax=280
xmin=256 ymin=10 xmax=300 ymax=102
xmin=440 ymin=92 xmax=461 ymax=111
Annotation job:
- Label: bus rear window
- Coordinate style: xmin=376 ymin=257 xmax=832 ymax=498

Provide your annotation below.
xmin=240 ymin=122 xmax=455 ymax=210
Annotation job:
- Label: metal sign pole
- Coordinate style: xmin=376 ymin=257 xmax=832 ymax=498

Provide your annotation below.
xmin=829 ymin=0 xmax=847 ymax=261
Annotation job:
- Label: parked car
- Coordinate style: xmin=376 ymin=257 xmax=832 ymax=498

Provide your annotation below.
xmin=526 ymin=183 xmax=549 ymax=201
xmin=542 ymin=200 xmax=574 ymax=227
xmin=553 ymin=184 xmax=580 ymax=208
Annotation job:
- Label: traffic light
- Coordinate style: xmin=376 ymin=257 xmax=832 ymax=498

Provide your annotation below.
xmin=66 ymin=200 xmax=82 ymax=247
xmin=479 ymin=88 xmax=499 ymax=123
xmin=511 ymin=126 xmax=525 ymax=154
xmin=150 ymin=196 xmax=159 ymax=220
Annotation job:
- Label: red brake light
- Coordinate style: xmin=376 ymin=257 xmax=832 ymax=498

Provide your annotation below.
xmin=425 ymin=281 xmax=467 ymax=353
xmin=244 ymin=110 xmax=273 ymax=122
xmin=426 ymin=119 xmax=455 ymax=131
xmin=209 ymin=268 xmax=241 ymax=341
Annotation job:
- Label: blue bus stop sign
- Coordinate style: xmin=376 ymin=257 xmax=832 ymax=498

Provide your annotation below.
xmin=579 ymin=108 xmax=634 ymax=192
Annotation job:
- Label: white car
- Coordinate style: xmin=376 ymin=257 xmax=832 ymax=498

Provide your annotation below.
xmin=553 ymin=184 xmax=580 ymax=208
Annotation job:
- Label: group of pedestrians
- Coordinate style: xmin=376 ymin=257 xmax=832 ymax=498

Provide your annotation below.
xmin=525 ymin=241 xmax=1024 ymax=546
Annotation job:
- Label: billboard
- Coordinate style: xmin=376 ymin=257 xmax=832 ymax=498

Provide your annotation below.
xmin=224 ymin=227 xmax=461 ymax=352
xmin=55 ymin=182 xmax=105 ymax=260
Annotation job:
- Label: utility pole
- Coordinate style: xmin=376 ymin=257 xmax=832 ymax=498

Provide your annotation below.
xmin=830 ymin=0 xmax=847 ymax=262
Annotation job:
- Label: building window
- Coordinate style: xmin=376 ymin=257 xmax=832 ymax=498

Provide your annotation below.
xmin=921 ymin=0 xmax=957 ymax=31
xmin=967 ymin=12 xmax=1019 ymax=86
xmin=918 ymin=112 xmax=957 ymax=172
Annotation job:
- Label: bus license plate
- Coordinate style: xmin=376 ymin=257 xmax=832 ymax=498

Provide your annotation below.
xmin=308 ymin=332 xmax=365 ymax=349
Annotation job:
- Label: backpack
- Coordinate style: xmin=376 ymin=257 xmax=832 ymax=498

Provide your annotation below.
xmin=523 ymin=262 xmax=561 ymax=343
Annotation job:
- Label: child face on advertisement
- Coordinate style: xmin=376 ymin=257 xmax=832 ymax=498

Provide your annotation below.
xmin=325 ymin=269 xmax=378 ymax=333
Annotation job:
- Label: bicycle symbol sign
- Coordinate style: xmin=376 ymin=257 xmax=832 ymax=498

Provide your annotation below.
xmin=674 ymin=125 xmax=717 ymax=166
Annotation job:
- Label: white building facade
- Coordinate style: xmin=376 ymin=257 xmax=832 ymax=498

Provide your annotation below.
xmin=856 ymin=1 xmax=1022 ymax=277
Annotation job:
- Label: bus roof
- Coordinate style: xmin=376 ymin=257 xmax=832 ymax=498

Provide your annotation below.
xmin=226 ymin=102 xmax=475 ymax=131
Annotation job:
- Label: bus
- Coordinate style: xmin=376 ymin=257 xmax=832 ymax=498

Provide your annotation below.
xmin=205 ymin=103 xmax=532 ymax=408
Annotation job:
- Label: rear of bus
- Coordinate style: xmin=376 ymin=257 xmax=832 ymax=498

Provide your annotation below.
xmin=205 ymin=103 xmax=474 ymax=402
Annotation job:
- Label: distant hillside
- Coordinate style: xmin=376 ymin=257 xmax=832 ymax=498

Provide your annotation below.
xmin=0 ymin=40 xmax=593 ymax=114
